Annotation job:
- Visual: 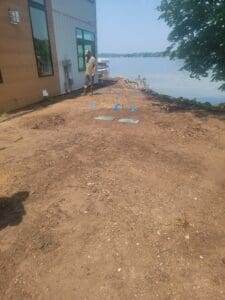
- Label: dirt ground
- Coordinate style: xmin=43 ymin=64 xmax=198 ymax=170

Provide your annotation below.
xmin=0 ymin=79 xmax=225 ymax=299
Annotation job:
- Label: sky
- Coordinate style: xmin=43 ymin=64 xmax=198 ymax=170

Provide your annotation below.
xmin=96 ymin=0 xmax=171 ymax=53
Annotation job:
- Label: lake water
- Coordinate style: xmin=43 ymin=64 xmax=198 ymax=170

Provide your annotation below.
xmin=108 ymin=57 xmax=225 ymax=105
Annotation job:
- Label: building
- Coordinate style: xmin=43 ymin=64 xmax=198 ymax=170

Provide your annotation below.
xmin=51 ymin=0 xmax=97 ymax=94
xmin=0 ymin=0 xmax=60 ymax=112
xmin=0 ymin=0 xmax=97 ymax=113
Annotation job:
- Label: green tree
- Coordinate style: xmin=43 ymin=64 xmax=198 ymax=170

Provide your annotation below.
xmin=158 ymin=0 xmax=225 ymax=90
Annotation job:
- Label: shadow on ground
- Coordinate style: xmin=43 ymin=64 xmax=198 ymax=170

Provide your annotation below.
xmin=0 ymin=191 xmax=29 ymax=231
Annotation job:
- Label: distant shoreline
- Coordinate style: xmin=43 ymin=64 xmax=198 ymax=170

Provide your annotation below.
xmin=123 ymin=78 xmax=225 ymax=112
xmin=99 ymin=52 xmax=167 ymax=58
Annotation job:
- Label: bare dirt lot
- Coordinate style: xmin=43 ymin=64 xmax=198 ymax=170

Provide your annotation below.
xmin=0 ymin=79 xmax=225 ymax=299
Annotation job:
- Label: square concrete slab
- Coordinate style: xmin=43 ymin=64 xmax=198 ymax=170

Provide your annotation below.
xmin=118 ymin=118 xmax=139 ymax=125
xmin=95 ymin=116 xmax=115 ymax=121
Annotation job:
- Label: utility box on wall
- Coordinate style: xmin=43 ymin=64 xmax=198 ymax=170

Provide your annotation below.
xmin=62 ymin=59 xmax=73 ymax=93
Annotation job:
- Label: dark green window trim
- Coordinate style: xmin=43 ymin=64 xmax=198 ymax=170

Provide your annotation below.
xmin=29 ymin=0 xmax=45 ymax=10
xmin=76 ymin=28 xmax=96 ymax=72
xmin=0 ymin=70 xmax=3 ymax=83
xmin=28 ymin=0 xmax=54 ymax=77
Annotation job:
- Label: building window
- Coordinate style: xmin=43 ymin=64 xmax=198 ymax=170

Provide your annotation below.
xmin=29 ymin=0 xmax=53 ymax=77
xmin=0 ymin=70 xmax=3 ymax=83
xmin=33 ymin=0 xmax=45 ymax=4
xmin=76 ymin=28 xmax=95 ymax=72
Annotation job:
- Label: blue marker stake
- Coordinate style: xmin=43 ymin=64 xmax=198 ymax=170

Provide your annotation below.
xmin=90 ymin=103 xmax=96 ymax=110
xmin=114 ymin=103 xmax=120 ymax=112
xmin=131 ymin=105 xmax=137 ymax=113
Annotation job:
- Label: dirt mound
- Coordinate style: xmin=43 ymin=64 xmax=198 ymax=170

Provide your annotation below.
xmin=1 ymin=79 xmax=225 ymax=299
xmin=24 ymin=114 xmax=65 ymax=130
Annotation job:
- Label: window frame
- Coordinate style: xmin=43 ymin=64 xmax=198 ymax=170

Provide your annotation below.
xmin=28 ymin=0 xmax=54 ymax=77
xmin=0 ymin=70 xmax=3 ymax=84
xmin=76 ymin=28 xmax=96 ymax=72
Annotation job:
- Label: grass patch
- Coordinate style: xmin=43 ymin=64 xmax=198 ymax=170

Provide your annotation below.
xmin=0 ymin=112 xmax=8 ymax=118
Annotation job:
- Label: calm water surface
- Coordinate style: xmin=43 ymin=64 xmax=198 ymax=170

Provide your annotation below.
xmin=109 ymin=57 xmax=225 ymax=105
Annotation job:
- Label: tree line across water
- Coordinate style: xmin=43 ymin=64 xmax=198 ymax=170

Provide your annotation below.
xmin=99 ymin=52 xmax=167 ymax=58
xmin=101 ymin=1 xmax=225 ymax=91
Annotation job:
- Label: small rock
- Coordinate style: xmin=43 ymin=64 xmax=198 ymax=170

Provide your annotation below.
xmin=117 ymin=268 xmax=122 ymax=272
xmin=200 ymin=255 xmax=204 ymax=259
xmin=185 ymin=234 xmax=190 ymax=240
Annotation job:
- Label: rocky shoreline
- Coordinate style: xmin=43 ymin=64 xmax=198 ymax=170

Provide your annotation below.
xmin=126 ymin=78 xmax=225 ymax=113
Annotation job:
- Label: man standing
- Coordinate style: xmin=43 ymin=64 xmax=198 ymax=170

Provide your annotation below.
xmin=83 ymin=50 xmax=96 ymax=95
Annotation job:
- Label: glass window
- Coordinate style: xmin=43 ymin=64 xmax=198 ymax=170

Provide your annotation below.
xmin=29 ymin=0 xmax=45 ymax=8
xmin=84 ymin=31 xmax=94 ymax=41
xmin=77 ymin=45 xmax=84 ymax=56
xmin=78 ymin=57 xmax=84 ymax=71
xmin=77 ymin=42 xmax=84 ymax=72
xmin=29 ymin=2 xmax=53 ymax=76
xmin=34 ymin=0 xmax=45 ymax=4
xmin=30 ymin=0 xmax=45 ymax=5
xmin=84 ymin=44 xmax=92 ymax=53
xmin=76 ymin=28 xmax=95 ymax=72
xmin=76 ymin=29 xmax=83 ymax=39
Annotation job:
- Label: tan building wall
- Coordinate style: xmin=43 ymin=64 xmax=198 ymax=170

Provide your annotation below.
xmin=0 ymin=0 xmax=60 ymax=113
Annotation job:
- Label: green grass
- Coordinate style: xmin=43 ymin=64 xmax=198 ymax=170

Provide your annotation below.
xmin=0 ymin=112 xmax=8 ymax=118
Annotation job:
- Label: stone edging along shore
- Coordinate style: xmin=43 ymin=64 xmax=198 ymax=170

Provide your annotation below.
xmin=126 ymin=78 xmax=225 ymax=113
